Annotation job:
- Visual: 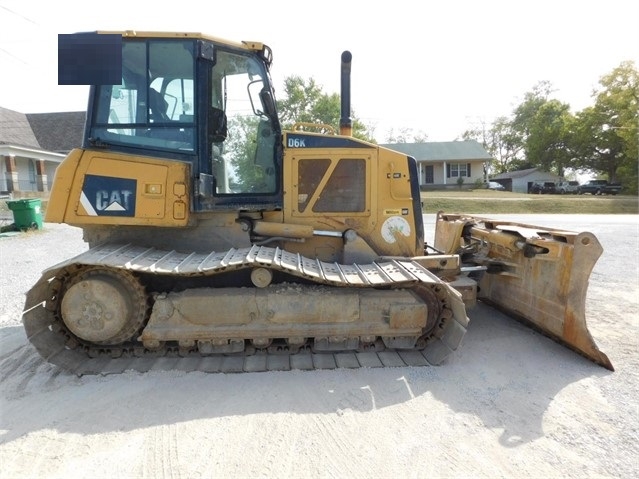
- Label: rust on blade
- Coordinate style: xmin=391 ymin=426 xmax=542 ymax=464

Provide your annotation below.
xmin=435 ymin=213 xmax=613 ymax=371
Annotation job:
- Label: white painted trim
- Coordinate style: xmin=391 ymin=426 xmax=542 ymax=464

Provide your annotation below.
xmin=0 ymin=144 xmax=66 ymax=163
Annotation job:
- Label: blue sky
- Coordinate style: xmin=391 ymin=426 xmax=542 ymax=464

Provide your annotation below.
xmin=1 ymin=0 xmax=637 ymax=142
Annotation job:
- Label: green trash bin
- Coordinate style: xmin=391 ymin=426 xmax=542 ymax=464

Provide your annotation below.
xmin=6 ymin=198 xmax=43 ymax=231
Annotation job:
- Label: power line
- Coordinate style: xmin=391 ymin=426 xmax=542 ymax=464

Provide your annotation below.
xmin=0 ymin=47 xmax=28 ymax=65
xmin=0 ymin=5 xmax=40 ymax=26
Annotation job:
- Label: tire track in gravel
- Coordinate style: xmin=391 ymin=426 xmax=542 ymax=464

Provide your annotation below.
xmin=142 ymin=424 xmax=181 ymax=479
xmin=0 ymin=344 xmax=40 ymax=383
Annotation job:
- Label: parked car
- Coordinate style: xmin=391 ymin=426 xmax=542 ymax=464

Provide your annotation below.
xmin=556 ymin=180 xmax=580 ymax=194
xmin=528 ymin=181 xmax=556 ymax=194
xmin=578 ymin=180 xmax=622 ymax=195
xmin=487 ymin=181 xmax=506 ymax=191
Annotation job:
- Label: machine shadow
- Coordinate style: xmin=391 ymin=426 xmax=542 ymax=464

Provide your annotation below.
xmin=0 ymin=305 xmax=609 ymax=448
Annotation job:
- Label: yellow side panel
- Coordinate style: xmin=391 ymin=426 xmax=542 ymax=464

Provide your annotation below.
xmin=282 ymin=141 xmax=420 ymax=257
xmin=46 ymin=149 xmax=84 ymax=223
xmin=48 ymin=149 xmax=190 ymax=227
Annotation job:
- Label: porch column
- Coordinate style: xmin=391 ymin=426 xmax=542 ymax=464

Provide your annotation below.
xmin=4 ymin=155 xmax=19 ymax=192
xmin=36 ymin=159 xmax=48 ymax=192
xmin=442 ymin=161 xmax=447 ymax=185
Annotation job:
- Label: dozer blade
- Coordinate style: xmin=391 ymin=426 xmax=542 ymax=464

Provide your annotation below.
xmin=434 ymin=213 xmax=613 ymax=371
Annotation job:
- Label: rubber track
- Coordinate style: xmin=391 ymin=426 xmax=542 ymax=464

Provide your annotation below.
xmin=22 ymin=243 xmax=469 ymax=376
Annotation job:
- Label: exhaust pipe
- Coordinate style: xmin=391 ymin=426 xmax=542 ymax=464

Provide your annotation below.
xmin=339 ymin=50 xmax=352 ymax=137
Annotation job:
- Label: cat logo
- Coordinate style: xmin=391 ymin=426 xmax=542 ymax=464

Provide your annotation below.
xmin=80 ymin=175 xmax=136 ymax=217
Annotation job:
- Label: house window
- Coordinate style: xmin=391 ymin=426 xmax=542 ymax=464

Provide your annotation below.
xmin=447 ymin=163 xmax=471 ymax=178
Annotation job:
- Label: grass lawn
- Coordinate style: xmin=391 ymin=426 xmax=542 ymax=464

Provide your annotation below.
xmin=421 ymin=189 xmax=639 ymax=214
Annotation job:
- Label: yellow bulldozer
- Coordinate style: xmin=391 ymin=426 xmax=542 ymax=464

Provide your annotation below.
xmin=22 ymin=31 xmax=612 ymax=374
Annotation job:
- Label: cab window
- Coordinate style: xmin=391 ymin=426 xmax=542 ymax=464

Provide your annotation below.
xmin=91 ymin=40 xmax=196 ymax=153
xmin=209 ymin=50 xmax=278 ymax=195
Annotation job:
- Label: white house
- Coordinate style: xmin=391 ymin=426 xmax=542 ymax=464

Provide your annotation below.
xmin=381 ymin=140 xmax=493 ymax=190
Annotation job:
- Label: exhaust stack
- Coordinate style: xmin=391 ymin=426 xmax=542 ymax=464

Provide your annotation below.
xmin=339 ymin=50 xmax=352 ymax=137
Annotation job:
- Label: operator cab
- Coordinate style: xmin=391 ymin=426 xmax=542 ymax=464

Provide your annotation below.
xmin=86 ymin=33 xmax=282 ymax=211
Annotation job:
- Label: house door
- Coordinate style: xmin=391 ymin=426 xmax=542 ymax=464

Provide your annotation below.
xmin=424 ymin=165 xmax=434 ymax=184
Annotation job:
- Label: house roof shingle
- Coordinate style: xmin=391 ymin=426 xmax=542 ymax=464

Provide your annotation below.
xmin=0 ymin=107 xmax=41 ymax=149
xmin=0 ymin=106 xmax=85 ymax=154
xmin=380 ymin=140 xmax=493 ymax=161
xmin=26 ymin=111 xmax=86 ymax=153
xmin=493 ymin=168 xmax=540 ymax=179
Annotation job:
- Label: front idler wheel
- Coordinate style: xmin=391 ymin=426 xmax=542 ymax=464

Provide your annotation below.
xmin=60 ymin=267 xmax=148 ymax=345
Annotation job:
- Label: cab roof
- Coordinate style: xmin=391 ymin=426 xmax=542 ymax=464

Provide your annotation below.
xmin=96 ymin=30 xmax=265 ymax=52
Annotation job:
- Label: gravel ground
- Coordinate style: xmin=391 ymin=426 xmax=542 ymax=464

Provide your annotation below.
xmin=0 ymin=215 xmax=637 ymax=479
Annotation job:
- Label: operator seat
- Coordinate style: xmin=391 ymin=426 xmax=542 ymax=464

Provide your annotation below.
xmin=148 ymin=89 xmax=170 ymax=122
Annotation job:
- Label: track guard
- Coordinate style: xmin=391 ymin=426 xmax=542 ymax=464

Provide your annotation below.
xmin=434 ymin=212 xmax=613 ymax=371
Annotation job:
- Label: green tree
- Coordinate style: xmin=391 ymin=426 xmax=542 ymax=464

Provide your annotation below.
xmin=385 ymin=127 xmax=428 ymax=143
xmin=276 ymin=76 xmax=374 ymax=142
xmin=573 ymin=61 xmax=638 ymax=192
xmin=228 ymin=75 xmax=377 ymax=188
xmin=460 ymin=63 xmax=638 ymax=194
xmin=511 ymin=81 xmax=576 ymax=176
xmin=224 ymin=115 xmax=263 ymax=191
xmin=511 ymin=81 xmax=555 ymax=140
xmin=525 ymin=99 xmax=575 ymax=177
xmin=462 ymin=116 xmax=521 ymax=175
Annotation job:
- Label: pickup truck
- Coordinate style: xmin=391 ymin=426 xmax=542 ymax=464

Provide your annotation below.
xmin=578 ymin=180 xmax=622 ymax=195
